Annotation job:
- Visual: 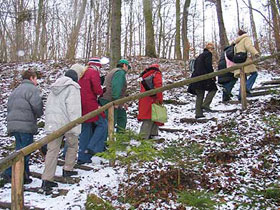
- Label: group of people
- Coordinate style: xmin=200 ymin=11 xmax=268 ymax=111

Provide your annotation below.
xmin=188 ymin=30 xmax=260 ymax=118
xmin=2 ymin=28 xmax=258 ymax=190
xmin=2 ymin=57 xmax=164 ymax=191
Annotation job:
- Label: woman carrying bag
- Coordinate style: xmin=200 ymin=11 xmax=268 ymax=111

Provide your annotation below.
xmin=138 ymin=64 xmax=165 ymax=139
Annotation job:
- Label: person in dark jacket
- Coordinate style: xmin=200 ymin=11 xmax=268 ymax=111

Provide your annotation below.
xmin=2 ymin=69 xmax=43 ymax=184
xmin=217 ymin=46 xmax=238 ymax=102
xmin=188 ymin=42 xmax=217 ymax=119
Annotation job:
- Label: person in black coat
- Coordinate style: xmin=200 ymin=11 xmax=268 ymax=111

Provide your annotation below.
xmin=188 ymin=42 xmax=217 ymax=118
xmin=217 ymin=46 xmax=237 ymax=102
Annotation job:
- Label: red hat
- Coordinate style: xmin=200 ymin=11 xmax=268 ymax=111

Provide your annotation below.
xmin=88 ymin=57 xmax=102 ymax=67
xmin=149 ymin=64 xmax=160 ymax=69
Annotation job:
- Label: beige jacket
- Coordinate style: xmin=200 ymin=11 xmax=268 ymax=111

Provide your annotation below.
xmin=234 ymin=34 xmax=259 ymax=77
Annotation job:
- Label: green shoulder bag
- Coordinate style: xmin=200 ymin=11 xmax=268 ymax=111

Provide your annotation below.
xmin=151 ymin=103 xmax=168 ymax=123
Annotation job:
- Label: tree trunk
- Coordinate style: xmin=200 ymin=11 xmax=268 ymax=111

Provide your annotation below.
xmin=157 ymin=0 xmax=163 ymax=57
xmin=175 ymin=0 xmax=182 ymax=59
xmin=236 ymin=0 xmax=240 ymax=29
xmin=128 ymin=1 xmax=134 ymax=57
xmin=65 ymin=0 xmax=87 ymax=60
xmin=268 ymin=1 xmax=274 ymax=55
xmin=248 ymin=0 xmax=260 ymax=52
xmin=106 ymin=0 xmax=112 ymax=57
xmin=32 ymin=0 xmax=44 ymax=60
xmin=277 ymin=0 xmax=280 ymax=12
xmin=110 ymin=0 xmax=121 ymax=68
xmin=215 ymin=0 xmax=229 ymax=51
xmin=202 ymin=0 xmax=205 ymax=46
xmin=0 ymin=29 xmax=8 ymax=62
xmin=182 ymin=0 xmax=191 ymax=61
xmin=39 ymin=9 xmax=47 ymax=60
xmin=85 ymin=0 xmax=94 ymax=60
xmin=143 ymin=0 xmax=157 ymax=57
xmin=271 ymin=0 xmax=280 ymax=63
xmin=15 ymin=0 xmax=25 ymax=61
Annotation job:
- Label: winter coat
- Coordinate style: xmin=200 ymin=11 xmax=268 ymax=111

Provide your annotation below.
xmin=79 ymin=66 xmax=105 ymax=123
xmin=218 ymin=47 xmax=236 ymax=84
xmin=187 ymin=49 xmax=217 ymax=95
xmin=7 ymin=79 xmax=43 ymax=135
xmin=234 ymin=33 xmax=259 ymax=77
xmin=101 ymin=68 xmax=127 ymax=102
xmin=138 ymin=67 xmax=163 ymax=121
xmin=45 ymin=76 xmax=81 ymax=136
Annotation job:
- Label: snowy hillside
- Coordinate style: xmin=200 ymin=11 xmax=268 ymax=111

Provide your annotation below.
xmin=0 ymin=59 xmax=280 ymax=209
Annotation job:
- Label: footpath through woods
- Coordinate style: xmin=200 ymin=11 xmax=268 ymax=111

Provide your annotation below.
xmin=0 ymin=58 xmax=280 ymax=209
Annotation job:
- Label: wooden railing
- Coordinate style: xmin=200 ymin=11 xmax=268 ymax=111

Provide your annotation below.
xmin=0 ymin=53 xmax=279 ymax=209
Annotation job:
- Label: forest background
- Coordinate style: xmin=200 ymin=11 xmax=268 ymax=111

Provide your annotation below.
xmin=0 ymin=0 xmax=279 ymax=67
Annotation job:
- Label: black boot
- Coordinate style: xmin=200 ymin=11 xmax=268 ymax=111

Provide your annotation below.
xmin=24 ymin=177 xmax=33 ymax=184
xmin=41 ymin=180 xmax=58 ymax=190
xmin=222 ymin=93 xmax=231 ymax=102
xmin=63 ymin=169 xmax=78 ymax=177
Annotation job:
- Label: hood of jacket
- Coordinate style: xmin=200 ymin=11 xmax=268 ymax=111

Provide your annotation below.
xmin=50 ymin=76 xmax=80 ymax=95
xmin=235 ymin=34 xmax=248 ymax=44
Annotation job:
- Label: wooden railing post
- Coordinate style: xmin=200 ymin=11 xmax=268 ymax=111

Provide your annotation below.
xmin=108 ymin=105 xmax=115 ymax=167
xmin=240 ymin=66 xmax=247 ymax=110
xmin=11 ymin=156 xmax=24 ymax=210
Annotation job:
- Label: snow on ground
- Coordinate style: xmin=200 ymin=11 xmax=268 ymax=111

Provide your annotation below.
xmin=0 ymin=60 xmax=280 ymax=209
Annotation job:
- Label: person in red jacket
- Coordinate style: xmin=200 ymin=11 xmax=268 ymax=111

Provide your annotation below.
xmin=74 ymin=58 xmax=108 ymax=164
xmin=137 ymin=64 xmax=163 ymax=139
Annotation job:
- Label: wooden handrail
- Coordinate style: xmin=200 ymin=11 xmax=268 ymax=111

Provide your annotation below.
xmin=0 ymin=52 xmax=279 ymax=173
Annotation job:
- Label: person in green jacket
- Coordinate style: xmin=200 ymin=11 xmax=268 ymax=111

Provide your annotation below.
xmin=99 ymin=59 xmax=131 ymax=132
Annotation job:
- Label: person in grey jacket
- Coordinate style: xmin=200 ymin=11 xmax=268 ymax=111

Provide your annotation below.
xmin=3 ymin=69 xmax=43 ymax=184
xmin=41 ymin=69 xmax=82 ymax=190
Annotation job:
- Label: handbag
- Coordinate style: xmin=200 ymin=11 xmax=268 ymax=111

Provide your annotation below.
xmin=233 ymin=52 xmax=247 ymax=63
xmin=151 ymin=103 xmax=167 ymax=123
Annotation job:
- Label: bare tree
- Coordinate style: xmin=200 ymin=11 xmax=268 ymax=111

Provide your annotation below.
xmin=236 ymin=0 xmax=240 ymax=29
xmin=248 ymin=0 xmax=260 ymax=52
xmin=110 ymin=0 xmax=121 ymax=68
xmin=157 ymin=0 xmax=163 ymax=57
xmin=270 ymin=0 xmax=280 ymax=62
xmin=175 ymin=0 xmax=182 ymax=59
xmin=65 ymin=0 xmax=87 ymax=60
xmin=143 ymin=0 xmax=157 ymax=57
xmin=32 ymin=0 xmax=44 ymax=60
xmin=182 ymin=0 xmax=191 ymax=61
xmin=206 ymin=0 xmax=229 ymax=51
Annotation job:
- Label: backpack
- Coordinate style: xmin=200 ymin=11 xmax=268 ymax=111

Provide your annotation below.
xmin=141 ymin=73 xmax=155 ymax=91
xmin=224 ymin=44 xmax=235 ymax=62
xmin=225 ymin=43 xmax=247 ymax=63
xmin=189 ymin=58 xmax=196 ymax=73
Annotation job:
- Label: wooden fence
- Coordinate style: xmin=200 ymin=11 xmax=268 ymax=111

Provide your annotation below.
xmin=0 ymin=53 xmax=279 ymax=209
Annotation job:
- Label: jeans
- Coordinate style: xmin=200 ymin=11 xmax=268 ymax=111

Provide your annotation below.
xmin=246 ymin=72 xmax=258 ymax=92
xmin=222 ymin=79 xmax=237 ymax=101
xmin=238 ymin=72 xmax=258 ymax=99
xmin=78 ymin=116 xmax=108 ymax=162
xmin=5 ymin=132 xmax=33 ymax=178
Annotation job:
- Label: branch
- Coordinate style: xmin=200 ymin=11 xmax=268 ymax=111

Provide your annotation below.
xmin=241 ymin=0 xmax=275 ymax=30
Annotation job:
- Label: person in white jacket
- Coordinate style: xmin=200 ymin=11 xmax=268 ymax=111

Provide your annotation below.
xmin=41 ymin=69 xmax=82 ymax=190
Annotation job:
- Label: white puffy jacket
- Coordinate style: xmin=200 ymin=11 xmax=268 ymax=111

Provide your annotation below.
xmin=45 ymin=76 xmax=81 ymax=136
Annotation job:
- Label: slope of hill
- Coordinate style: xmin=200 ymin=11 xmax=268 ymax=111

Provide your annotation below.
xmin=0 ymin=59 xmax=280 ymax=209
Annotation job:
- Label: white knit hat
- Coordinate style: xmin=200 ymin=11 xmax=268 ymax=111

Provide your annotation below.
xmin=70 ymin=64 xmax=86 ymax=80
